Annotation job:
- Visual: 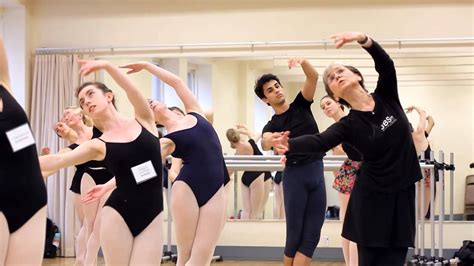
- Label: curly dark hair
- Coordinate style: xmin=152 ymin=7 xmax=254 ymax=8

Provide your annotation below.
xmin=254 ymin=73 xmax=281 ymax=100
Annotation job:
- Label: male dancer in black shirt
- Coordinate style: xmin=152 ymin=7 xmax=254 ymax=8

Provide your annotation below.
xmin=255 ymin=57 xmax=325 ymax=266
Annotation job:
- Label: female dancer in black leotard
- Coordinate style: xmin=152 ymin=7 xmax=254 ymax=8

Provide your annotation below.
xmin=45 ymin=117 xmax=90 ymax=265
xmin=62 ymin=106 xmax=115 ymax=265
xmin=40 ymin=59 xmax=164 ymax=265
xmin=226 ymin=124 xmax=267 ymax=219
xmin=0 ymin=36 xmax=47 ymax=265
xmin=121 ymin=61 xmax=226 ymax=266
xmin=44 ymin=108 xmax=113 ymax=265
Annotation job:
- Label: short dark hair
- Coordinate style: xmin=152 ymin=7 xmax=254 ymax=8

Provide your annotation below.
xmin=76 ymin=82 xmax=116 ymax=108
xmin=323 ymin=64 xmax=366 ymax=108
xmin=254 ymin=73 xmax=281 ymax=99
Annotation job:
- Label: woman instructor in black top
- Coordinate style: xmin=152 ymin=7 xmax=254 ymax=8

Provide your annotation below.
xmin=272 ymin=32 xmax=422 ymax=266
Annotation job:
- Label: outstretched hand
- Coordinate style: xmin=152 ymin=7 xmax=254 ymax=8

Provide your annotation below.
xmin=270 ymin=131 xmax=290 ymax=155
xmin=405 ymin=105 xmax=425 ymax=116
xmin=236 ymin=124 xmax=256 ymax=140
xmin=40 ymin=147 xmax=50 ymax=156
xmin=236 ymin=124 xmax=250 ymax=135
xmin=120 ymin=61 xmax=149 ymax=74
xmin=330 ymin=32 xmax=366 ymax=49
xmin=405 ymin=106 xmax=415 ymax=114
xmin=82 ymin=184 xmax=108 ymax=204
xmin=79 ymin=60 xmax=109 ymax=76
xmin=288 ymin=57 xmax=306 ymax=69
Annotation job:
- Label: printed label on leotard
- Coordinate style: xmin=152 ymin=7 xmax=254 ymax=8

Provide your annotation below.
xmin=131 ymin=160 xmax=157 ymax=184
xmin=6 ymin=123 xmax=36 ymax=152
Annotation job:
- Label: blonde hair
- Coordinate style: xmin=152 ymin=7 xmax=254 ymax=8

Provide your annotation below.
xmin=65 ymin=106 xmax=93 ymax=127
xmin=226 ymin=128 xmax=240 ymax=143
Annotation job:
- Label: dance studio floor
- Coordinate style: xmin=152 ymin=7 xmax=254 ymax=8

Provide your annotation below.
xmin=43 ymin=257 xmax=346 ymax=265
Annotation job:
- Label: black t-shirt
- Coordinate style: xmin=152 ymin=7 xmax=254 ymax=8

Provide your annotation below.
xmin=262 ymin=92 xmax=324 ymax=165
xmin=342 ymin=142 xmax=362 ymax=161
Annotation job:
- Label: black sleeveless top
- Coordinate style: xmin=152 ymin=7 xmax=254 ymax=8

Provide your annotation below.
xmin=99 ymin=123 xmax=163 ymax=236
xmin=0 ymin=85 xmax=47 ymax=232
xmin=68 ymin=127 xmax=113 ymax=193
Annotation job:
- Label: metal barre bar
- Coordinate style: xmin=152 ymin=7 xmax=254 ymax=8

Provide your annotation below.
xmin=439 ymin=151 xmax=445 ymax=259
xmin=34 ymin=37 xmax=474 ymax=52
xmin=225 ymin=160 xmax=346 ymax=165
xmin=414 ymin=179 xmax=419 ymax=258
xmin=233 ymin=171 xmax=238 ymax=218
xmin=226 ymin=163 xmax=344 ymax=171
xmin=449 ymin=152 xmax=454 ymax=221
xmin=420 ymin=152 xmax=426 ymax=258
xmin=225 ymin=161 xmax=435 ymax=171
xmin=430 ymin=152 xmax=435 ymax=259
xmin=224 ymin=155 xmax=348 ymax=161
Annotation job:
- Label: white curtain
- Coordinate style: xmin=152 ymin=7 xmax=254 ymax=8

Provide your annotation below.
xmin=29 ymin=53 xmax=93 ymax=256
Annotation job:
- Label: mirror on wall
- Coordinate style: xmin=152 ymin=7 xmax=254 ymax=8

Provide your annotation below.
xmin=99 ymin=46 xmax=473 ymax=221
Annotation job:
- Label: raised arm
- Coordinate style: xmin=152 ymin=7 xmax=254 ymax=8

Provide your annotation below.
xmin=288 ymin=57 xmax=318 ymax=101
xmin=0 ymin=36 xmax=12 ymax=93
xmin=121 ymin=61 xmax=203 ymax=114
xmin=331 ymin=32 xmax=397 ymax=101
xmin=204 ymin=109 xmax=214 ymax=125
xmin=236 ymin=124 xmax=259 ymax=141
xmin=406 ymin=105 xmax=427 ymax=135
xmin=425 ymin=115 xmax=435 ymax=135
xmin=79 ymin=60 xmax=156 ymax=132
xmin=39 ymin=139 xmax=104 ymax=177
xmin=406 ymin=105 xmax=429 ymax=154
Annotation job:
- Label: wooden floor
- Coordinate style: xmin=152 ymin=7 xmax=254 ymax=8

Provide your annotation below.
xmin=43 ymin=257 xmax=346 ymax=265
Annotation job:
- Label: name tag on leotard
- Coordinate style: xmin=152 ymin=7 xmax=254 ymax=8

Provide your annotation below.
xmin=131 ymin=160 xmax=157 ymax=184
xmin=6 ymin=123 xmax=36 ymax=152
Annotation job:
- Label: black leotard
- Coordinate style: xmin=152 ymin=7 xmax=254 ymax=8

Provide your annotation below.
xmin=98 ymin=122 xmax=163 ymax=237
xmin=165 ymin=112 xmax=225 ymax=207
xmin=0 ymin=85 xmax=47 ymax=233
xmin=241 ymin=139 xmax=270 ymax=187
xmin=274 ymin=171 xmax=283 ymax=185
xmin=68 ymin=128 xmax=114 ymax=193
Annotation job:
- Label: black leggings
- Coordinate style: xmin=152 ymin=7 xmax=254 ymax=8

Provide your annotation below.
xmin=283 ymin=160 xmax=326 ymax=258
xmin=358 ymin=245 xmax=408 ymax=266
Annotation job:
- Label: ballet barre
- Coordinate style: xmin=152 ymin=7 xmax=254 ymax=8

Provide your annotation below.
xmin=225 ymin=154 xmax=456 ymax=266
xmin=224 ymin=154 xmax=348 ymax=161
xmin=225 ymin=155 xmax=348 ymax=218
xmin=409 ymin=151 xmax=456 ymax=266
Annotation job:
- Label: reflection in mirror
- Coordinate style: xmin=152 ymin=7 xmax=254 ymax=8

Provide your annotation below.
xmin=99 ymin=44 xmax=473 ymax=221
